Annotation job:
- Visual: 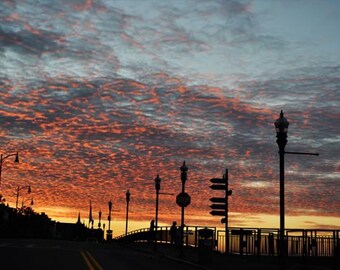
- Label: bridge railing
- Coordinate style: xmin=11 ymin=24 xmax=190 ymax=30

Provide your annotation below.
xmin=115 ymin=225 xmax=217 ymax=247
xmin=217 ymin=228 xmax=340 ymax=257
xmin=115 ymin=226 xmax=340 ymax=257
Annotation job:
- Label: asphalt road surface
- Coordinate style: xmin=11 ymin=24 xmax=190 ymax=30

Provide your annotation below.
xmin=0 ymin=239 xmax=199 ymax=270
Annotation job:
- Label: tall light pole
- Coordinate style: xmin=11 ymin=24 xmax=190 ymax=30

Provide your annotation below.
xmin=180 ymin=161 xmax=188 ymax=257
xmin=16 ymin=185 xmax=31 ymax=210
xmin=0 ymin=152 xmax=19 ymax=185
xmin=154 ymin=175 xmax=173 ymax=249
xmin=154 ymin=174 xmax=161 ymax=249
xmin=125 ymin=190 xmax=130 ymax=235
xmin=154 ymin=175 xmax=161 ymax=229
xmin=98 ymin=210 xmax=102 ymax=228
xmin=107 ymin=200 xmax=113 ymax=241
xmin=274 ymin=110 xmax=319 ymax=256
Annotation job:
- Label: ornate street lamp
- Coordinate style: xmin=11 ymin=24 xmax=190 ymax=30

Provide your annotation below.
xmin=274 ymin=110 xmax=289 ymax=257
xmin=153 ymin=174 xmax=173 ymax=249
xmin=179 ymin=160 xmax=188 ymax=257
xmin=274 ymin=110 xmax=318 ymax=256
xmin=153 ymin=175 xmax=161 ymax=249
xmin=98 ymin=210 xmax=102 ymax=228
xmin=154 ymin=175 xmax=161 ymax=229
xmin=125 ymin=190 xmax=130 ymax=235
xmin=107 ymin=200 xmax=113 ymax=241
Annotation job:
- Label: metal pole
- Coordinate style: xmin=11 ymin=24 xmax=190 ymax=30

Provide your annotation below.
xmin=180 ymin=161 xmax=188 ymax=257
xmin=275 ymin=111 xmax=319 ymax=257
xmin=107 ymin=200 xmax=112 ymax=241
xmin=155 ymin=189 xmax=159 ymax=228
xmin=125 ymin=190 xmax=130 ymax=235
xmin=15 ymin=186 xmax=20 ymax=209
xmin=125 ymin=202 xmax=129 ymax=235
xmin=279 ymin=144 xmax=285 ymax=257
xmin=275 ymin=111 xmax=288 ymax=257
xmin=154 ymin=175 xmax=161 ymax=249
xmin=180 ymin=180 xmax=185 ymax=256
xmin=225 ymin=169 xmax=229 ymax=255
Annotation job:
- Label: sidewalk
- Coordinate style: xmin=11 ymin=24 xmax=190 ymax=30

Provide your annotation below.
xmin=123 ymin=242 xmax=339 ymax=270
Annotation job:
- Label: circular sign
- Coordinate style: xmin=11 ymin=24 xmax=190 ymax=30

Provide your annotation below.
xmin=176 ymin=192 xmax=191 ymax=207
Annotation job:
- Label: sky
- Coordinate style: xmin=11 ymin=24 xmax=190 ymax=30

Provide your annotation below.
xmin=0 ymin=0 xmax=339 ymax=236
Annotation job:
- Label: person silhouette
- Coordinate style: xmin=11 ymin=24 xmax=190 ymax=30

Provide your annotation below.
xmin=170 ymin=221 xmax=177 ymax=245
xmin=149 ymin=219 xmax=155 ymax=242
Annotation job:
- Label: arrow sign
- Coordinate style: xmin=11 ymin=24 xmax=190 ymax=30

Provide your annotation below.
xmin=210 ymin=210 xmax=226 ymax=216
xmin=210 ymin=197 xmax=225 ymax=203
xmin=210 ymin=178 xmax=225 ymax=184
xmin=210 ymin=184 xmax=225 ymax=190
xmin=210 ymin=204 xmax=226 ymax=210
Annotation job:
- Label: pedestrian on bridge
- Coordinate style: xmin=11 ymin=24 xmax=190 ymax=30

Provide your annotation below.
xmin=170 ymin=221 xmax=177 ymax=246
xmin=149 ymin=219 xmax=155 ymax=243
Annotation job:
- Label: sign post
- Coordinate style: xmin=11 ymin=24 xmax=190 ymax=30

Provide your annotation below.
xmin=176 ymin=192 xmax=191 ymax=207
xmin=209 ymin=168 xmax=232 ymax=254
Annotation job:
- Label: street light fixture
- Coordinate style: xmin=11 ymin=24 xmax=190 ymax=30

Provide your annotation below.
xmin=107 ymin=200 xmax=113 ymax=241
xmin=98 ymin=210 xmax=102 ymax=229
xmin=0 ymin=152 xmax=19 ymax=185
xmin=180 ymin=160 xmax=188 ymax=257
xmin=125 ymin=190 xmax=130 ymax=235
xmin=274 ymin=110 xmax=319 ymax=256
xmin=153 ymin=174 xmax=173 ymax=249
xmin=154 ymin=175 xmax=161 ymax=229
xmin=16 ymin=185 xmax=31 ymax=210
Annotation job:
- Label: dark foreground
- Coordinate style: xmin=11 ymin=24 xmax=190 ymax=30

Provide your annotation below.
xmin=133 ymin=242 xmax=339 ymax=270
xmin=0 ymin=239 xmax=339 ymax=270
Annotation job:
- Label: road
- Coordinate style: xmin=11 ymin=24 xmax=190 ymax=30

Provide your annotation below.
xmin=0 ymin=239 xmax=200 ymax=270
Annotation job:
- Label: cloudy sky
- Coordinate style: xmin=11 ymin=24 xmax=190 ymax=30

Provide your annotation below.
xmin=0 ymin=0 xmax=339 ymax=234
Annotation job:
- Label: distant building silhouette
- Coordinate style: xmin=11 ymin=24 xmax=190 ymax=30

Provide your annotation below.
xmin=0 ymin=203 xmax=103 ymax=241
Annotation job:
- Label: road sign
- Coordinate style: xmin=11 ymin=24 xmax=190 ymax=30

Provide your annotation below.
xmin=210 ymin=204 xmax=226 ymax=210
xmin=210 ymin=197 xmax=225 ymax=203
xmin=210 ymin=178 xmax=225 ymax=184
xmin=209 ymin=210 xmax=226 ymax=216
xmin=210 ymin=184 xmax=225 ymax=190
xmin=176 ymin=192 xmax=191 ymax=207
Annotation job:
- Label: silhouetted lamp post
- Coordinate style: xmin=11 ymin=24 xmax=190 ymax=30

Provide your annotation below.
xmin=153 ymin=174 xmax=161 ymax=249
xmin=0 ymin=152 xmax=19 ymax=185
xmin=180 ymin=161 xmax=188 ymax=256
xmin=153 ymin=174 xmax=173 ymax=249
xmin=98 ymin=210 xmax=102 ymax=228
xmin=107 ymin=200 xmax=113 ymax=241
xmin=125 ymin=189 xmax=130 ymax=235
xmin=154 ymin=175 xmax=161 ymax=229
xmin=274 ymin=110 xmax=319 ymax=256
xmin=16 ymin=185 xmax=31 ymax=210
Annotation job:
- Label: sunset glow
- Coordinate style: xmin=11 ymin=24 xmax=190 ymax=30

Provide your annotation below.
xmin=0 ymin=0 xmax=339 ymax=236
